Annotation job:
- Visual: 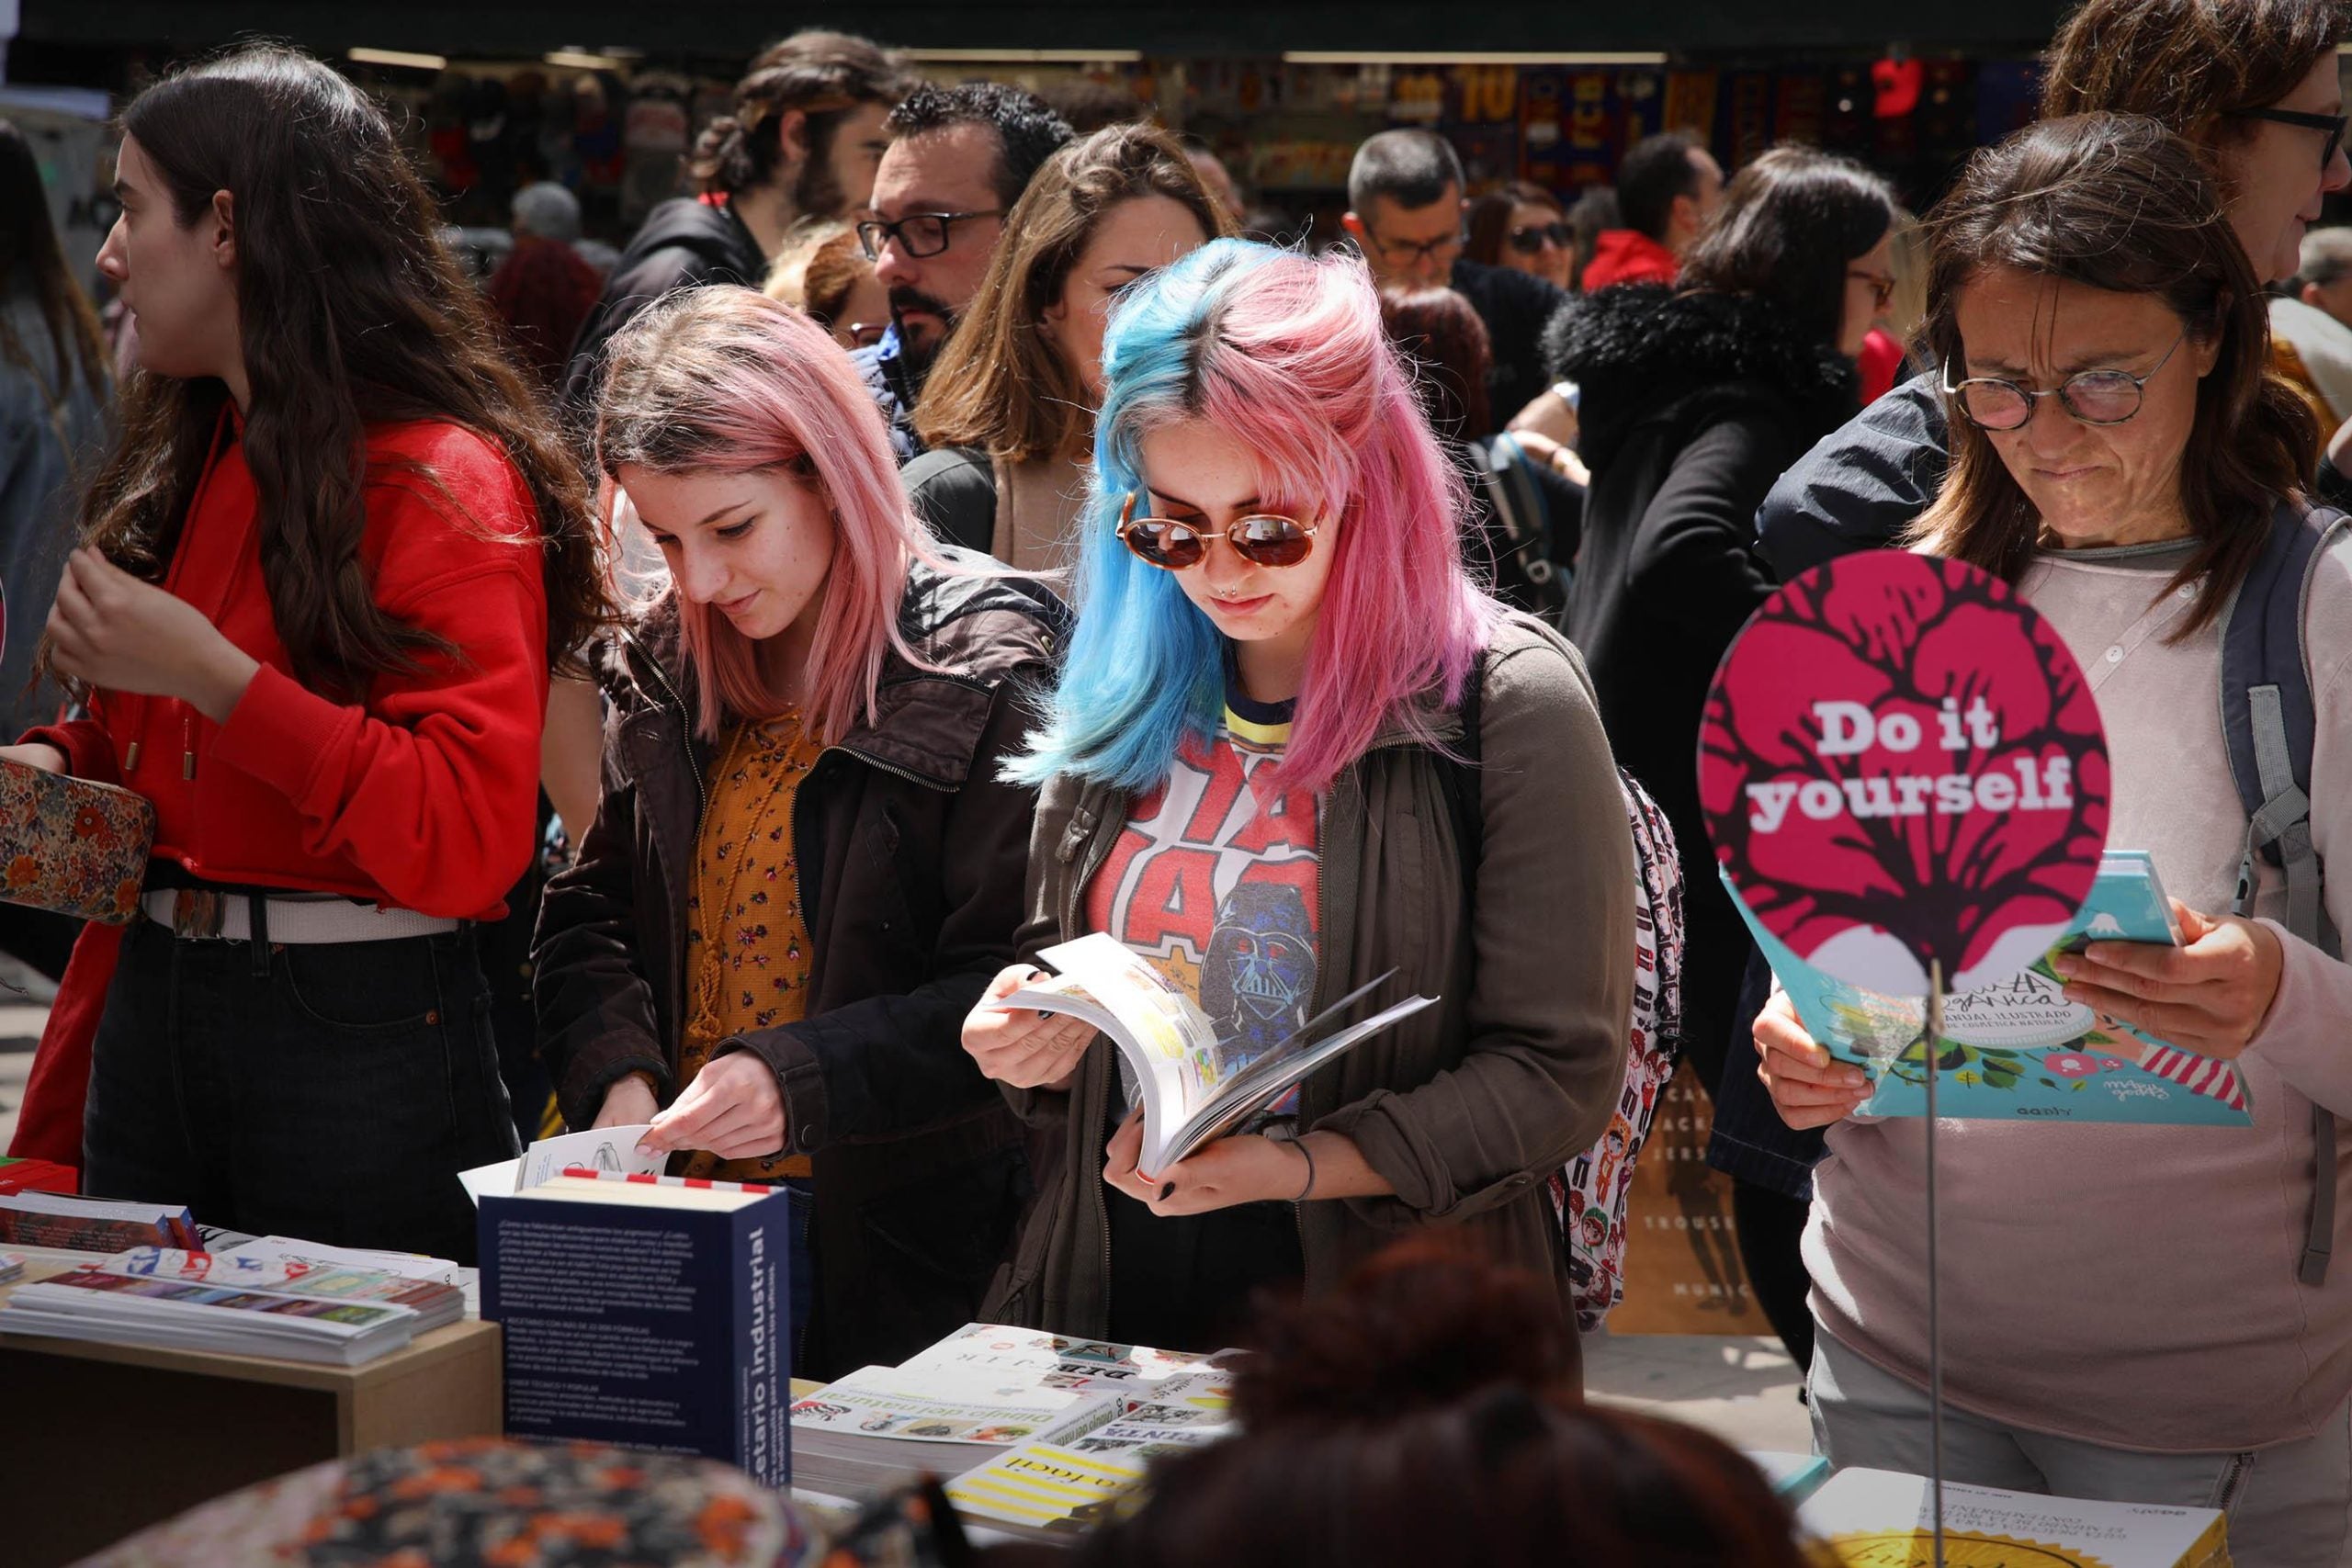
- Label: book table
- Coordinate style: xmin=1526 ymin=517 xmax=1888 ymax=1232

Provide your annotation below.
xmin=0 ymin=1250 xmax=502 ymax=1566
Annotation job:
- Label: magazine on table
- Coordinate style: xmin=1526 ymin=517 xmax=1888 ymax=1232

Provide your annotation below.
xmin=0 ymin=1190 xmax=198 ymax=1253
xmin=99 ymin=1247 xmax=465 ymax=1331
xmin=0 ymin=1266 xmax=423 ymax=1365
xmin=1729 ymin=852 xmax=2252 ymax=1125
xmin=894 ymin=1322 xmax=1225 ymax=1399
xmin=1005 ymin=932 xmax=1435 ymax=1170
xmin=945 ymin=1390 xmax=1237 ymax=1540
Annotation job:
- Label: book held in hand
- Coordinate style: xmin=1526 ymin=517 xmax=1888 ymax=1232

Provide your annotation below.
xmin=1729 ymin=853 xmax=2253 ymax=1124
xmin=1007 ymin=932 xmax=1434 ymax=1170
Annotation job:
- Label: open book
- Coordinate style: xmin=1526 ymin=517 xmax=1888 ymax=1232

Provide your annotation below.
xmin=1730 ymin=852 xmax=2252 ymax=1125
xmin=1007 ymin=933 xmax=1435 ymax=1171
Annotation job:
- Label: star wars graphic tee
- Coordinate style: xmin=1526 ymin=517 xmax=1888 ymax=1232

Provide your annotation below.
xmin=1084 ymin=685 xmax=1320 ymax=1108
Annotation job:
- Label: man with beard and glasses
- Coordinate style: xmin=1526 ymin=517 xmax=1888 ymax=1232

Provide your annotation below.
xmin=854 ymin=82 xmax=1075 ymax=459
xmin=560 ymin=30 xmax=910 ymax=417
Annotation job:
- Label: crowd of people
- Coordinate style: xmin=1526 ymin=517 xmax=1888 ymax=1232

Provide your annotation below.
xmin=5 ymin=0 xmax=2352 ymax=1560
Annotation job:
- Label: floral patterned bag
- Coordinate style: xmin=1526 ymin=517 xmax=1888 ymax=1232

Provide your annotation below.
xmin=0 ymin=756 xmax=153 ymax=925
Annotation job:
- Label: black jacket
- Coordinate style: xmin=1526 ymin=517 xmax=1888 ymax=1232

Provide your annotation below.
xmin=1549 ymin=283 xmax=1860 ymax=852
xmin=1753 ymin=371 xmax=1949 ymax=582
xmin=560 ymin=197 xmax=768 ymax=420
xmin=533 ymin=556 xmax=1064 ymax=1376
xmin=1452 ymin=257 xmax=1568 ymax=435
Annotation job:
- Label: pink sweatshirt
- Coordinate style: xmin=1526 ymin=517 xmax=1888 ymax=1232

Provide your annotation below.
xmin=1806 ymin=535 xmax=2352 ymax=1454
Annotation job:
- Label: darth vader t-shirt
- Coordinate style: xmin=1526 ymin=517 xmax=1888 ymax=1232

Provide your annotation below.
xmin=1083 ymin=685 xmax=1320 ymax=1093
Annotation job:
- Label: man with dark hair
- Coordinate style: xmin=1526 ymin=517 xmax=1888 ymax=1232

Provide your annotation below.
xmin=1342 ymin=128 xmax=1565 ymax=435
xmin=1582 ymin=130 xmax=1724 ymax=290
xmin=854 ymin=81 xmax=1076 ymax=457
xmin=561 ymin=29 xmax=911 ymax=416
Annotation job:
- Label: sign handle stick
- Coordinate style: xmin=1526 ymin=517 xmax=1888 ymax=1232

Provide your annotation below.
xmin=1926 ymin=959 xmax=1947 ymax=1568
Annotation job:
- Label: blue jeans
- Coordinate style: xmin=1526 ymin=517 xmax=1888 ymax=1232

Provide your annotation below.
xmin=83 ymin=919 xmax=522 ymax=1263
xmin=1810 ymin=1328 xmax=2352 ymax=1567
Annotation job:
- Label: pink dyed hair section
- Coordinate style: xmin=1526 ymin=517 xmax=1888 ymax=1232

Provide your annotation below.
xmin=592 ymin=289 xmax=925 ymax=745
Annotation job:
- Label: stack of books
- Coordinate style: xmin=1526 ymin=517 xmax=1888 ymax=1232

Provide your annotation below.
xmin=789 ymin=1322 xmax=1236 ymax=1535
xmin=0 ymin=1248 xmax=464 ymax=1365
xmin=1803 ymin=1468 xmax=2233 ymax=1567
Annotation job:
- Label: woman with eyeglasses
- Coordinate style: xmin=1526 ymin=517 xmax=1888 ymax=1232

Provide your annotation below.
xmin=533 ymin=288 xmax=1064 ymax=1377
xmin=903 ymin=122 xmax=1234 ymax=571
xmin=957 ymin=239 xmax=1635 ymax=1355
xmin=1758 ymin=0 xmax=2352 ymax=582
xmin=1545 ymin=145 xmax=1897 ymax=1171
xmin=1755 ymin=115 xmax=2352 ymax=1564
xmin=1466 ymin=181 xmax=1577 ymax=293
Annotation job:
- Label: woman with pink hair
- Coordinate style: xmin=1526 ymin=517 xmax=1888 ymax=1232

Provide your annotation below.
xmin=959 ymin=240 xmax=1635 ymax=1354
xmin=533 ymin=288 xmax=1064 ymax=1378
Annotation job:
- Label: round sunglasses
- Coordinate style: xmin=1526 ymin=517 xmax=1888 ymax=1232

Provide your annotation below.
xmin=1118 ymin=491 xmax=1319 ymax=570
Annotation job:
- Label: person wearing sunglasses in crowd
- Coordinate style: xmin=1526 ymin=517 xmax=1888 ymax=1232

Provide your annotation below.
xmin=852 ymin=83 xmax=1074 ymax=461
xmin=903 ymin=123 xmax=1234 ymax=570
xmin=958 ymin=239 xmax=1634 ymax=1357
xmin=533 ymin=288 xmax=1064 ymax=1378
xmin=1758 ymin=114 xmax=2352 ymax=1566
xmin=1757 ymin=0 xmax=2352 ymax=581
xmin=1466 ymin=180 xmax=1577 ymax=292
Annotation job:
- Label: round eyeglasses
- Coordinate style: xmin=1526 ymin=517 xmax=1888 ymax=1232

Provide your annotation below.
xmin=1117 ymin=492 xmax=1319 ymax=570
xmin=1943 ymin=328 xmax=2189 ymax=431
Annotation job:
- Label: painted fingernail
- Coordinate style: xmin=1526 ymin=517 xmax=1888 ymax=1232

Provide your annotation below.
xmin=1159 ymin=1182 xmax=1175 ymax=1201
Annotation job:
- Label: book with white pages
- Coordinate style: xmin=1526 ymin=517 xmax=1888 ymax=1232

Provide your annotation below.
xmin=458 ymin=1123 xmax=664 ymax=1205
xmin=1005 ymin=932 xmax=1435 ymax=1171
xmin=0 ymin=1267 xmax=421 ymax=1365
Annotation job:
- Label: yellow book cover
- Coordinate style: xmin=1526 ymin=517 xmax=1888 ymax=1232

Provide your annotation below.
xmin=1803 ymin=1469 xmax=2231 ymax=1568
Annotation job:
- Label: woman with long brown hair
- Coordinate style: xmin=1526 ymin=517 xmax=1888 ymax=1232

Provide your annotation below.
xmin=1758 ymin=115 xmax=2352 ymax=1563
xmin=903 ymin=121 xmax=1232 ymax=570
xmin=0 ymin=45 xmax=606 ymax=1261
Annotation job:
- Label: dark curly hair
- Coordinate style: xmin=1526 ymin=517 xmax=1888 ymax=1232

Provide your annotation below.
xmin=883 ymin=81 xmax=1076 ymax=211
xmin=687 ymin=30 xmax=910 ymax=204
xmin=1016 ymin=1241 xmax=1815 ymax=1568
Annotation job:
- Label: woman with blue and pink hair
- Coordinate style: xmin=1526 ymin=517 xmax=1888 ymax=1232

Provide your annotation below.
xmin=962 ymin=239 xmax=1636 ymax=1352
xmin=532 ymin=288 xmax=1063 ymax=1378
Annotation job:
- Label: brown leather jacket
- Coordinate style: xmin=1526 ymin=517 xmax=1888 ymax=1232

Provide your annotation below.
xmin=982 ymin=615 xmax=1634 ymax=1347
xmin=534 ymin=558 xmax=1063 ymax=1376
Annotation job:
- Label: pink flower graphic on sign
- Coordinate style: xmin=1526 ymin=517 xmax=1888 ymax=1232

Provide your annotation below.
xmin=1698 ymin=551 xmax=2109 ymax=996
xmin=2043 ymin=1052 xmax=2100 ymax=1077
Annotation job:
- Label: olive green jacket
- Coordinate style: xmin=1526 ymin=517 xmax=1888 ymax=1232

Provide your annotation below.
xmin=981 ymin=614 xmax=1636 ymax=1337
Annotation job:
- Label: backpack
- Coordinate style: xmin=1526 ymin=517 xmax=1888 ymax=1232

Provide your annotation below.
xmin=1471 ymin=434 xmax=1572 ymax=626
xmin=1434 ymin=646 xmax=1687 ymax=1331
xmin=2224 ymin=500 xmax=2347 ymax=1287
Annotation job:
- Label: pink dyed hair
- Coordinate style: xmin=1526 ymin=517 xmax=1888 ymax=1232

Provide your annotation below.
xmin=1027 ymin=239 xmax=1498 ymax=798
xmin=592 ymin=288 xmax=929 ymax=744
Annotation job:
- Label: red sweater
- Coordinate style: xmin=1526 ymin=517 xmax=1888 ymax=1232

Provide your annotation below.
xmin=23 ymin=414 xmax=551 ymax=920
xmin=10 ymin=416 xmax=550 ymax=1170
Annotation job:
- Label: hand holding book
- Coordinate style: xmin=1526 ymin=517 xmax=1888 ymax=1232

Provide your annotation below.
xmin=2051 ymin=897 xmax=2285 ymax=1058
xmin=964 ymin=964 xmax=1100 ymax=1092
xmin=1754 ymin=990 xmax=1874 ymax=1132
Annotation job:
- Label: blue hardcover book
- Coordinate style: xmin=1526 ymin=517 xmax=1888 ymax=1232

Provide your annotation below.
xmin=1725 ymin=853 xmax=2252 ymax=1125
xmin=481 ymin=1173 xmax=792 ymax=1484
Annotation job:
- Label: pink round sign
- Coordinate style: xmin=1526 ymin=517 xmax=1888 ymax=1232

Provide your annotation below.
xmin=1698 ymin=550 xmax=2110 ymax=997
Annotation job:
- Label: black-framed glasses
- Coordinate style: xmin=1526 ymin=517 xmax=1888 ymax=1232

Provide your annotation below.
xmin=1943 ymin=328 xmax=2190 ymax=431
xmin=1118 ymin=492 xmax=1320 ymax=570
xmin=855 ymin=209 xmax=1005 ymax=261
xmin=2226 ymin=106 xmax=2348 ymax=170
xmin=1507 ymin=220 xmax=1572 ymax=255
xmin=1849 ymin=269 xmax=1896 ymax=311
xmin=1365 ymin=228 xmax=1468 ymax=265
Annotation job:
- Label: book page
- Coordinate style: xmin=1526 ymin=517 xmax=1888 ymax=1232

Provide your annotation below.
xmin=1031 ymin=934 xmax=1225 ymax=1120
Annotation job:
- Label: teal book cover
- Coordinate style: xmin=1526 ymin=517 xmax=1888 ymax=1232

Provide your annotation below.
xmin=1726 ymin=854 xmax=2252 ymax=1125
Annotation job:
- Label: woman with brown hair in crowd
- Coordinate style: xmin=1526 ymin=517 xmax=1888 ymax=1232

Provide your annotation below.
xmin=1466 ymin=179 xmax=1577 ymax=292
xmin=902 ymin=121 xmax=1234 ymax=570
xmin=0 ymin=45 xmax=607 ymax=1260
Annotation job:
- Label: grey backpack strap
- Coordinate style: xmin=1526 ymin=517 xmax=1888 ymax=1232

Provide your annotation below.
xmin=2222 ymin=500 xmax=2346 ymax=1286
